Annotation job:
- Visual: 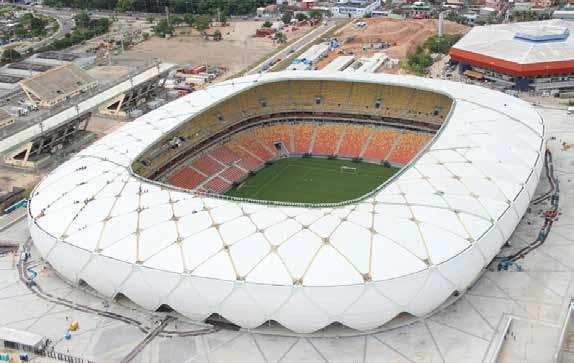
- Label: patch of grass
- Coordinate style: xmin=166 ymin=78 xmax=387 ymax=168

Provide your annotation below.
xmin=225 ymin=157 xmax=399 ymax=203
xmin=401 ymin=33 xmax=463 ymax=75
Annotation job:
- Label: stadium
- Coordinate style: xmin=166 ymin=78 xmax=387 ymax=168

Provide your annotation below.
xmin=449 ymin=20 xmax=574 ymax=92
xmin=27 ymin=71 xmax=545 ymax=334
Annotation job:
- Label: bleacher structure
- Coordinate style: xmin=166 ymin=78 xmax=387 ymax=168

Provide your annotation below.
xmin=136 ymin=79 xmax=452 ymax=186
xmin=20 ymin=63 xmax=97 ymax=108
xmin=163 ymin=122 xmax=432 ymax=193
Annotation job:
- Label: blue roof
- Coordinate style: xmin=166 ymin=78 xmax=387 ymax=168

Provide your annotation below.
xmin=514 ymin=27 xmax=569 ymax=42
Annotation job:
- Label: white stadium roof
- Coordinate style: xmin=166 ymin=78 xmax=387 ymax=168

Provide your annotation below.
xmin=28 ymin=71 xmax=545 ymax=333
xmin=451 ymin=19 xmax=574 ymax=64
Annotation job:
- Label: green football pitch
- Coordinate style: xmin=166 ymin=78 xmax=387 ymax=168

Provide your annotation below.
xmin=225 ymin=157 xmax=400 ymax=203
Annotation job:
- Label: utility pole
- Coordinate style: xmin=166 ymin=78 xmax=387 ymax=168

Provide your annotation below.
xmin=165 ymin=6 xmax=170 ymax=25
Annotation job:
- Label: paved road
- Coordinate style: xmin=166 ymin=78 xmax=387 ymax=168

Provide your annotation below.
xmin=31 ymin=8 xmax=74 ymax=51
xmin=7 ymin=6 xmax=75 ymax=53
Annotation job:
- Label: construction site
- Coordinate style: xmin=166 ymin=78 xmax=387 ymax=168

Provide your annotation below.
xmin=115 ymin=20 xmax=315 ymax=77
xmin=314 ymin=17 xmax=468 ymax=72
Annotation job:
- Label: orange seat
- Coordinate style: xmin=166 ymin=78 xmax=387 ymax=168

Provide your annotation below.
xmin=168 ymin=167 xmax=206 ymax=189
xmin=387 ymin=133 xmax=432 ymax=165
xmin=312 ymin=124 xmax=344 ymax=155
xmin=292 ymin=123 xmax=316 ymax=154
xmin=338 ymin=125 xmax=371 ymax=158
xmin=363 ymin=129 xmax=400 ymax=161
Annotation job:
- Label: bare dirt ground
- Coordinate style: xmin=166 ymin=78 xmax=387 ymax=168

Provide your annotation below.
xmin=0 ymin=168 xmax=41 ymax=192
xmin=86 ymin=65 xmax=132 ymax=82
xmin=315 ymin=18 xmax=468 ymax=73
xmin=86 ymin=115 xmax=124 ymax=136
xmin=114 ymin=21 xmax=313 ymax=77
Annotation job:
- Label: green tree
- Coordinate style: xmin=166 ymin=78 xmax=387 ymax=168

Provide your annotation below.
xmin=74 ymin=11 xmax=91 ymax=28
xmin=170 ymin=15 xmax=184 ymax=25
xmin=219 ymin=13 xmax=228 ymax=25
xmin=281 ymin=12 xmax=293 ymax=24
xmin=14 ymin=24 xmax=27 ymax=38
xmin=308 ymin=9 xmax=323 ymax=20
xmin=1 ymin=48 xmax=22 ymax=63
xmin=194 ymin=15 xmax=211 ymax=31
xmin=115 ymin=0 xmax=135 ymax=12
xmin=44 ymin=0 xmax=262 ymax=16
xmin=30 ymin=16 xmax=48 ymax=37
xmin=184 ymin=13 xmax=195 ymax=25
xmin=153 ymin=18 xmax=175 ymax=37
xmin=263 ymin=20 xmax=272 ymax=28
xmin=146 ymin=16 xmax=155 ymax=24
xmin=213 ymin=29 xmax=222 ymax=40
xmin=404 ymin=45 xmax=433 ymax=74
xmin=275 ymin=31 xmax=286 ymax=43
xmin=446 ymin=12 xmax=466 ymax=24
xmin=423 ymin=33 xmax=462 ymax=54
xmin=295 ymin=13 xmax=308 ymax=21
xmin=512 ymin=10 xmax=538 ymax=22
xmin=174 ymin=0 xmax=188 ymax=13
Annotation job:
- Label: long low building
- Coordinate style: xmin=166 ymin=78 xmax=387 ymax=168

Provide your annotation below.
xmin=450 ymin=19 xmax=574 ymax=92
xmin=288 ymin=43 xmax=330 ymax=71
xmin=28 ymin=71 xmax=544 ymax=333
xmin=321 ymin=56 xmax=355 ymax=72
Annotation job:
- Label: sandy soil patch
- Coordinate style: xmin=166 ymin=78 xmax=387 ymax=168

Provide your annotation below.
xmin=86 ymin=115 xmax=124 ymax=136
xmin=115 ymin=21 xmax=312 ymax=77
xmin=87 ymin=66 xmax=132 ymax=82
xmin=316 ymin=18 xmax=468 ymax=73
